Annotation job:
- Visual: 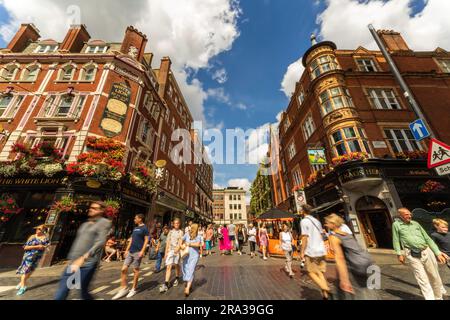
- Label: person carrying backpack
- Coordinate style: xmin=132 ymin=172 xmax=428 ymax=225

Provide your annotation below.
xmin=325 ymin=214 xmax=378 ymax=300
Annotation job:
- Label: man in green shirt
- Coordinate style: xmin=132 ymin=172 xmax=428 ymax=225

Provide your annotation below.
xmin=392 ymin=208 xmax=448 ymax=300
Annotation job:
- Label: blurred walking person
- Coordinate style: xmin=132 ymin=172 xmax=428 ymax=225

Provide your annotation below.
xmin=325 ymin=214 xmax=377 ymax=300
xmin=236 ymin=224 xmax=246 ymax=255
xmin=181 ymin=223 xmax=202 ymax=297
xmin=228 ymin=221 xmax=237 ymax=253
xmin=247 ymin=223 xmax=257 ymax=258
xmin=16 ymin=225 xmax=49 ymax=296
xmin=259 ymin=223 xmax=269 ymax=260
xmin=300 ymin=204 xmax=331 ymax=300
xmin=160 ymin=218 xmax=184 ymax=293
xmin=280 ymin=224 xmax=295 ymax=278
xmin=393 ymin=208 xmax=448 ymax=300
xmin=198 ymin=225 xmax=205 ymax=258
xmin=205 ymin=224 xmax=214 ymax=256
xmin=55 ymin=201 xmax=111 ymax=300
xmin=112 ymin=214 xmax=149 ymax=299
xmin=219 ymin=224 xmax=231 ymax=255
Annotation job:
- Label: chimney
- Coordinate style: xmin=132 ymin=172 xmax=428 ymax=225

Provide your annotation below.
xmin=7 ymin=23 xmax=40 ymax=52
xmin=157 ymin=57 xmax=172 ymax=97
xmin=60 ymin=24 xmax=91 ymax=53
xmin=120 ymin=26 xmax=148 ymax=62
xmin=377 ymin=30 xmax=410 ymax=52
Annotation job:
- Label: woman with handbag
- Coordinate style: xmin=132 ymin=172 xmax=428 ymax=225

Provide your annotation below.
xmin=180 ymin=223 xmax=202 ymax=297
xmin=279 ymin=224 xmax=295 ymax=278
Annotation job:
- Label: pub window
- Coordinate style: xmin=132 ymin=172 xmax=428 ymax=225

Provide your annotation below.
xmin=55 ymin=94 xmax=75 ymax=117
xmin=384 ymin=128 xmax=423 ymax=154
xmin=302 ymin=114 xmax=316 ymax=141
xmin=437 ymin=59 xmax=450 ymax=73
xmin=21 ymin=64 xmax=40 ymax=82
xmin=287 ymin=141 xmax=297 ymax=160
xmin=59 ymin=65 xmax=76 ymax=81
xmin=309 ymin=55 xmax=340 ymax=80
xmin=368 ymin=88 xmax=401 ymax=110
xmin=319 ymin=87 xmax=354 ymax=117
xmin=0 ymin=94 xmax=24 ymax=118
xmin=1 ymin=64 xmax=19 ymax=82
xmin=356 ymin=58 xmax=378 ymax=72
xmin=80 ymin=64 xmax=97 ymax=81
xmin=330 ymin=126 xmax=371 ymax=157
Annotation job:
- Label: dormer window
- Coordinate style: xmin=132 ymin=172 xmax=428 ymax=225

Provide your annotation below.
xmin=85 ymin=46 xmax=108 ymax=54
xmin=34 ymin=45 xmax=59 ymax=53
xmin=356 ymin=58 xmax=378 ymax=72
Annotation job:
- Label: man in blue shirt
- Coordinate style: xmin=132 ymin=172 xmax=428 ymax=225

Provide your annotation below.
xmin=113 ymin=214 xmax=149 ymax=300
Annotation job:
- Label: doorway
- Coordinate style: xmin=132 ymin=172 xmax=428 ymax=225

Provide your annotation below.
xmin=356 ymin=196 xmax=393 ymax=249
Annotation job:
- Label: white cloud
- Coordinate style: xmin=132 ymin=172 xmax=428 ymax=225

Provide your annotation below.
xmin=0 ymin=0 xmax=242 ymax=122
xmin=317 ymin=0 xmax=450 ymax=51
xmin=280 ymin=57 xmax=304 ymax=98
xmin=207 ymin=87 xmax=248 ymax=110
xmin=212 ymin=68 xmax=228 ymax=84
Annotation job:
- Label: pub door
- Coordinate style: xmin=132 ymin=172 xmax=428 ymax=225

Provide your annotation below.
xmin=356 ymin=196 xmax=393 ymax=249
xmin=53 ymin=210 xmax=88 ymax=262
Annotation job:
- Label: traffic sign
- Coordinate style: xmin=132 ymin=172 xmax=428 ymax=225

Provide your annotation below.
xmin=428 ymin=138 xmax=450 ymax=169
xmin=409 ymin=119 xmax=430 ymax=141
xmin=435 ymin=163 xmax=450 ymax=176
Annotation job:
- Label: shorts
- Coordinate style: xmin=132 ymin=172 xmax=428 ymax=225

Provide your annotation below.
xmin=124 ymin=252 xmax=142 ymax=269
xmin=105 ymin=247 xmax=116 ymax=255
xmin=229 ymin=235 xmax=235 ymax=242
xmin=305 ymin=256 xmax=327 ymax=274
xmin=165 ymin=250 xmax=180 ymax=266
xmin=205 ymin=240 xmax=212 ymax=251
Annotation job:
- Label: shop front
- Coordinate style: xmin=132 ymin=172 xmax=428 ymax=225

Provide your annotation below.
xmin=0 ymin=176 xmax=153 ymax=268
xmin=303 ymin=159 xmax=450 ymax=251
xmin=154 ymin=191 xmax=188 ymax=227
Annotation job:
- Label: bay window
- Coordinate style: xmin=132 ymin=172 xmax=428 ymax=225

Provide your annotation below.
xmin=319 ymin=87 xmax=354 ymax=117
xmin=330 ymin=126 xmax=371 ymax=157
xmin=310 ymin=55 xmax=339 ymax=80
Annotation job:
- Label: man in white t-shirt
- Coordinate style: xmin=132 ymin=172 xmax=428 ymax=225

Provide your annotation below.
xmin=300 ymin=204 xmax=331 ymax=300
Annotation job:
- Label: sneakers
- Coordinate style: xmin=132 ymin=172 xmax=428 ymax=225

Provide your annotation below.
xmin=16 ymin=286 xmax=27 ymax=296
xmin=112 ymin=287 xmax=129 ymax=300
xmin=173 ymin=278 xmax=179 ymax=287
xmin=15 ymin=284 xmax=21 ymax=290
xmin=159 ymin=284 xmax=168 ymax=293
xmin=126 ymin=289 xmax=137 ymax=298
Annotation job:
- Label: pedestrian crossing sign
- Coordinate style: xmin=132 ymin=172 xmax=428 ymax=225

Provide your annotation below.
xmin=428 ymin=138 xmax=450 ymax=169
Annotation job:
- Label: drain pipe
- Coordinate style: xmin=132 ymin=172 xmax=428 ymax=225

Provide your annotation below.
xmin=368 ymin=24 xmax=436 ymax=139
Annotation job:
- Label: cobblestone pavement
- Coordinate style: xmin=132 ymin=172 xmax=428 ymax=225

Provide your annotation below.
xmin=0 ymin=247 xmax=449 ymax=300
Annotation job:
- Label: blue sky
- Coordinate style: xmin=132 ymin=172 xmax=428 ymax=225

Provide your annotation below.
xmin=0 ymin=0 xmax=447 ymax=198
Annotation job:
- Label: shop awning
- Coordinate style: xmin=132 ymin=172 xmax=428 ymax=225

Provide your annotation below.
xmin=311 ymin=199 xmax=344 ymax=214
xmin=257 ymin=208 xmax=297 ymax=221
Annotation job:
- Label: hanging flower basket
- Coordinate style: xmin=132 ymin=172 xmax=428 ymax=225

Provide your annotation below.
xmin=129 ymin=163 xmax=165 ymax=194
xmin=0 ymin=194 xmax=22 ymax=223
xmin=51 ymin=196 xmax=77 ymax=213
xmin=332 ymin=152 xmax=369 ymax=167
xmin=104 ymin=199 xmax=120 ymax=219
xmin=420 ymin=180 xmax=446 ymax=193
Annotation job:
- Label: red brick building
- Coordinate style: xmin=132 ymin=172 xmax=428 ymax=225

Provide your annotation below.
xmin=271 ymin=30 xmax=450 ymax=250
xmin=0 ymin=23 xmax=212 ymax=267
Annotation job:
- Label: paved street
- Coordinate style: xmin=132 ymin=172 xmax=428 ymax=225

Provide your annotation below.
xmin=1 ymin=246 xmax=449 ymax=300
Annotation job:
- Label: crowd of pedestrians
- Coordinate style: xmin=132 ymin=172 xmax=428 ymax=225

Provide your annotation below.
xmin=10 ymin=200 xmax=450 ymax=301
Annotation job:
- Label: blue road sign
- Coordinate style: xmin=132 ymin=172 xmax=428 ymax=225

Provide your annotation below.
xmin=409 ymin=119 xmax=430 ymax=141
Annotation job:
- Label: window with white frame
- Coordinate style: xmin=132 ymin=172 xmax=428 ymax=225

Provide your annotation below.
xmin=330 ymin=126 xmax=371 ymax=157
xmin=356 ymin=58 xmax=378 ymax=72
xmin=319 ymin=87 xmax=354 ymax=117
xmin=1 ymin=64 xmax=19 ymax=82
xmin=34 ymin=44 xmax=59 ymax=53
xmin=59 ymin=65 xmax=75 ymax=81
xmin=292 ymin=169 xmax=303 ymax=187
xmin=21 ymin=65 xmax=40 ymax=82
xmin=143 ymin=92 xmax=153 ymax=111
xmin=0 ymin=95 xmax=24 ymax=118
xmin=85 ymin=45 xmax=108 ymax=54
xmin=368 ymin=88 xmax=401 ymax=110
xmin=298 ymin=89 xmax=305 ymax=107
xmin=302 ymin=115 xmax=316 ymax=140
xmin=40 ymin=94 xmax=86 ymax=118
xmin=150 ymin=103 xmax=161 ymax=120
xmin=80 ymin=64 xmax=96 ymax=81
xmin=287 ymin=141 xmax=297 ymax=160
xmin=310 ymin=55 xmax=340 ymax=80
xmin=437 ymin=59 xmax=450 ymax=73
xmin=384 ymin=128 xmax=423 ymax=153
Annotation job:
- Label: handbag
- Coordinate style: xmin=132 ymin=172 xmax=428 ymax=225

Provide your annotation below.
xmin=409 ymin=247 xmax=423 ymax=259
xmin=180 ymin=245 xmax=189 ymax=259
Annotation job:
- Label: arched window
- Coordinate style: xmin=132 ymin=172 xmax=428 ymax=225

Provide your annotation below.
xmin=21 ymin=64 xmax=40 ymax=82
xmin=79 ymin=63 xmax=97 ymax=81
xmin=59 ymin=64 xmax=76 ymax=81
xmin=1 ymin=64 xmax=19 ymax=82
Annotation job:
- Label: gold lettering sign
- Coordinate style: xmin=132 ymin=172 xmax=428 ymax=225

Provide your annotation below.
xmin=0 ymin=177 xmax=64 ymax=186
xmin=101 ymin=82 xmax=132 ymax=138
xmin=339 ymin=167 xmax=381 ymax=184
